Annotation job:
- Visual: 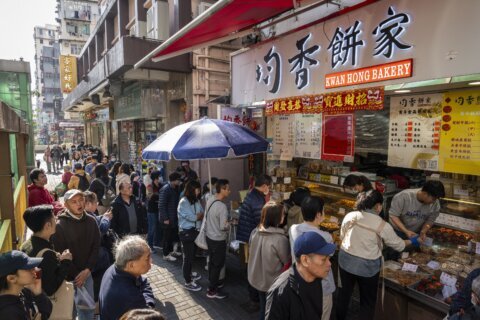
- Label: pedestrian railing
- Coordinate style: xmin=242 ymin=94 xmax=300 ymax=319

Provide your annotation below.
xmin=13 ymin=176 xmax=27 ymax=246
xmin=0 ymin=219 xmax=13 ymax=253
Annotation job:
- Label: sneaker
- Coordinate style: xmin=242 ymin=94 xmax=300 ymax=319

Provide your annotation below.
xmin=172 ymin=251 xmax=182 ymax=257
xmin=217 ymin=281 xmax=224 ymax=289
xmin=163 ymin=254 xmax=177 ymax=262
xmin=184 ymin=282 xmax=202 ymax=292
xmin=191 ymin=272 xmax=201 ymax=282
xmin=206 ymin=289 xmax=228 ymax=299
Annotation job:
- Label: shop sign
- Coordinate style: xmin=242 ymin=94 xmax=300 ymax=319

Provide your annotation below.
xmin=265 ymin=87 xmax=384 ymax=116
xmin=121 ymin=121 xmax=134 ymax=133
xmin=232 ymin=0 xmax=480 ymax=104
xmin=439 ymin=89 xmax=480 ymax=175
xmin=321 ymin=113 xmax=355 ymax=162
xmin=325 ymin=59 xmax=412 ymax=89
xmin=60 ymin=55 xmax=77 ymax=93
xmin=220 ymin=107 xmax=261 ymax=132
xmin=387 ymin=93 xmax=442 ymax=170
xmin=114 ymin=84 xmax=141 ymax=120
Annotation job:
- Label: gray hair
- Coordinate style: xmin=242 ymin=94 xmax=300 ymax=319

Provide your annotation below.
xmin=114 ymin=235 xmax=149 ymax=270
xmin=473 ymin=275 xmax=480 ymax=296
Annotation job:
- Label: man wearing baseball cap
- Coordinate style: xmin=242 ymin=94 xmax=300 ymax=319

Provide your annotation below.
xmin=51 ymin=189 xmax=100 ymax=320
xmin=0 ymin=250 xmax=52 ymax=319
xmin=265 ymin=231 xmax=335 ymax=320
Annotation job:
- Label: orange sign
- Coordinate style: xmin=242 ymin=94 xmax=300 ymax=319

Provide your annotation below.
xmin=60 ymin=55 xmax=78 ymax=93
xmin=325 ymin=59 xmax=413 ymax=89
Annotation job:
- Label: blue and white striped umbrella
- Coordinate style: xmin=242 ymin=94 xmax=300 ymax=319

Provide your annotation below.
xmin=142 ymin=117 xmax=269 ymax=161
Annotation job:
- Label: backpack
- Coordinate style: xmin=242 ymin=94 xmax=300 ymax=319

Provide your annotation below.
xmin=76 ymin=174 xmax=89 ymax=191
xmin=96 ymin=178 xmax=116 ymax=207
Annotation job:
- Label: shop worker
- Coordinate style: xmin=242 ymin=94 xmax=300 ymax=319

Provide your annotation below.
xmin=265 ymin=231 xmax=335 ymax=320
xmin=389 ymin=180 xmax=445 ymax=240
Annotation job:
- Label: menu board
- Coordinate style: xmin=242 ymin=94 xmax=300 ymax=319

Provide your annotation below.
xmin=272 ymin=115 xmax=295 ymax=161
xmin=321 ymin=113 xmax=355 ymax=162
xmin=388 ymin=94 xmax=442 ymax=170
xmin=294 ymin=113 xmax=322 ymax=159
xmin=439 ymin=90 xmax=480 ymax=174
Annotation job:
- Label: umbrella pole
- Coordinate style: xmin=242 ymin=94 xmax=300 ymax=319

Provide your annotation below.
xmin=208 ymin=159 xmax=212 ymax=195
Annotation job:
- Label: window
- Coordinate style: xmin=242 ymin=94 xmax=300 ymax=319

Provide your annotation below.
xmin=40 ymin=39 xmax=43 ymax=44
xmin=71 ymin=44 xmax=82 ymax=55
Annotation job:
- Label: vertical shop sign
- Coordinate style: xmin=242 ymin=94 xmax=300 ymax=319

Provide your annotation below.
xmin=60 ymin=55 xmax=77 ymax=93
xmin=388 ymin=94 xmax=442 ymax=170
xmin=294 ymin=113 xmax=322 ymax=159
xmin=439 ymin=90 xmax=480 ymax=174
xmin=272 ymin=115 xmax=295 ymax=161
xmin=321 ymin=114 xmax=355 ymax=162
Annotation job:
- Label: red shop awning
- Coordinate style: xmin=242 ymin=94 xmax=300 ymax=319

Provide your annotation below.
xmin=135 ymin=0 xmax=302 ymax=67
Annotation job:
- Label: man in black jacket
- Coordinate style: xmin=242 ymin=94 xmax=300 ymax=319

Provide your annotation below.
xmin=159 ymin=172 xmax=182 ymax=261
xmin=237 ymin=174 xmax=272 ymax=311
xmin=265 ymin=232 xmax=335 ymax=320
xmin=111 ymin=181 xmax=147 ymax=237
xmin=0 ymin=250 xmax=52 ymax=320
xmin=21 ymin=205 xmax=72 ymax=296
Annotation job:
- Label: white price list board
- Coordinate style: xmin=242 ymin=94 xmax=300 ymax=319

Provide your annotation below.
xmin=294 ymin=113 xmax=322 ymax=159
xmin=272 ymin=115 xmax=295 ymax=161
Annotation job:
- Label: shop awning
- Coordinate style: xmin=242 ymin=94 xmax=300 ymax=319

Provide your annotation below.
xmin=135 ymin=0 xmax=302 ymax=67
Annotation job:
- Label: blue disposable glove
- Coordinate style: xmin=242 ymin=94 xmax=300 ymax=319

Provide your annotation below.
xmin=409 ymin=236 xmax=420 ymax=247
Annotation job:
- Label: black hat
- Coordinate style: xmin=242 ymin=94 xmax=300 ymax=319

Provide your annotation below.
xmin=0 ymin=250 xmax=42 ymax=277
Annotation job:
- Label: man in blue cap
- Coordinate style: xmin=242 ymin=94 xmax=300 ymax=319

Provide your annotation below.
xmin=265 ymin=231 xmax=336 ymax=320
xmin=0 ymin=250 xmax=52 ymax=319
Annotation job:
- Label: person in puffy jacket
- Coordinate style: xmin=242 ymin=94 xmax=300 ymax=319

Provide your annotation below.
xmin=237 ymin=174 xmax=272 ymax=309
xmin=158 ymin=172 xmax=182 ymax=261
xmin=248 ymin=202 xmax=290 ymax=320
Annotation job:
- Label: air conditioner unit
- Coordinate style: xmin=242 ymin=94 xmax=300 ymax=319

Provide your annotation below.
xmin=198 ymin=2 xmax=213 ymax=15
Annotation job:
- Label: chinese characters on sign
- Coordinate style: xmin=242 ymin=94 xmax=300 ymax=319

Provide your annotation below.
xmin=265 ymin=87 xmax=384 ymax=116
xmin=255 ymin=6 xmax=411 ymax=93
xmin=294 ymin=114 xmax=322 ymax=159
xmin=439 ymin=90 xmax=480 ymax=175
xmin=321 ymin=113 xmax=355 ymax=162
xmin=387 ymin=94 xmax=442 ymax=170
xmin=60 ymin=55 xmax=78 ymax=93
xmin=271 ymin=115 xmax=295 ymax=161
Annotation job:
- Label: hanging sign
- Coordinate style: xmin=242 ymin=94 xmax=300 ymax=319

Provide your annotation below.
xmin=321 ymin=113 xmax=355 ymax=162
xmin=438 ymin=90 xmax=480 ymax=175
xmin=387 ymin=94 xmax=442 ymax=170
xmin=60 ymin=55 xmax=78 ymax=93
xmin=265 ymin=87 xmax=384 ymax=116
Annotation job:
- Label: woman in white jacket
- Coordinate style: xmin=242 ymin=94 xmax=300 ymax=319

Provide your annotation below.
xmin=336 ymin=190 xmax=421 ymax=320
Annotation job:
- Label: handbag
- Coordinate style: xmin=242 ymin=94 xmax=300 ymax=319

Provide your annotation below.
xmin=194 ymin=199 xmax=219 ymax=250
xmin=36 ymin=249 xmax=74 ymax=320
xmin=97 ymin=178 xmax=116 ymax=207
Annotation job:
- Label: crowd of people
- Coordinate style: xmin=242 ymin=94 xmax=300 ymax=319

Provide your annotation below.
xmin=1 ymin=147 xmax=480 ymax=320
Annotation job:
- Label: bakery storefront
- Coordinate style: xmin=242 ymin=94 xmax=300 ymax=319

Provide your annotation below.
xmin=232 ymin=0 xmax=480 ymax=318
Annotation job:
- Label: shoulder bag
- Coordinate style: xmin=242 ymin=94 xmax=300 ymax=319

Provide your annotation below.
xmin=194 ymin=199 xmax=220 ymax=250
xmin=36 ymin=249 xmax=75 ymax=320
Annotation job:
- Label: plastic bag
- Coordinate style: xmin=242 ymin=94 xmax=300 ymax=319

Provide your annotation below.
xmin=74 ymin=286 xmax=95 ymax=310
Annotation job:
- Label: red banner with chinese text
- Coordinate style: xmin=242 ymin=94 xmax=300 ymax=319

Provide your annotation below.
xmin=265 ymin=87 xmax=384 ymax=116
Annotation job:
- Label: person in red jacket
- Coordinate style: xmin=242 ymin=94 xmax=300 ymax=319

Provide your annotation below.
xmin=27 ymin=169 xmax=63 ymax=214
